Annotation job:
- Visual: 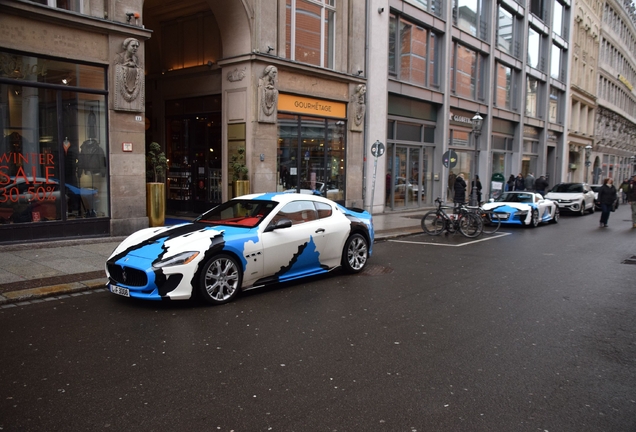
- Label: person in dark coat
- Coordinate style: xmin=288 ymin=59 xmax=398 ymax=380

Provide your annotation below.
xmin=454 ymin=173 xmax=467 ymax=206
xmin=597 ymin=177 xmax=617 ymax=228
xmin=535 ymin=175 xmax=549 ymax=196
xmin=506 ymin=174 xmax=515 ymax=192
xmin=471 ymin=175 xmax=482 ymax=204
xmin=514 ymin=173 xmax=525 ymax=191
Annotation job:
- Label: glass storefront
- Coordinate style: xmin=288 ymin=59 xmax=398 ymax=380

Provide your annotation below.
xmin=277 ymin=114 xmax=345 ymax=202
xmin=0 ymin=50 xmax=109 ymax=241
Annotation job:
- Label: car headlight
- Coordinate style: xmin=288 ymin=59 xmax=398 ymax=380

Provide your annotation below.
xmin=153 ymin=251 xmax=200 ymax=269
xmin=517 ymin=210 xmax=528 ymax=216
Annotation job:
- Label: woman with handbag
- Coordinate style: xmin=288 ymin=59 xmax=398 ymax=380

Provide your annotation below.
xmin=597 ymin=178 xmax=617 ymax=228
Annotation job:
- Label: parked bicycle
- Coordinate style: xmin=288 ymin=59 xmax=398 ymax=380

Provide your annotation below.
xmin=469 ymin=206 xmax=502 ymax=234
xmin=421 ymin=198 xmax=483 ymax=238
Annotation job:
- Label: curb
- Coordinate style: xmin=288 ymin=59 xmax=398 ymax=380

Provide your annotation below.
xmin=0 ymin=278 xmax=106 ymax=306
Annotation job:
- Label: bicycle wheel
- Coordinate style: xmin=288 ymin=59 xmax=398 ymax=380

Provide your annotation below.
xmin=480 ymin=211 xmax=502 ymax=234
xmin=458 ymin=212 xmax=483 ymax=238
xmin=421 ymin=211 xmax=446 ymax=235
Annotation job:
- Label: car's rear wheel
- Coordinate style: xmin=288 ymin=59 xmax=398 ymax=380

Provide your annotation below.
xmin=198 ymin=254 xmax=242 ymax=305
xmin=529 ymin=209 xmax=539 ymax=227
xmin=342 ymin=233 xmax=368 ymax=273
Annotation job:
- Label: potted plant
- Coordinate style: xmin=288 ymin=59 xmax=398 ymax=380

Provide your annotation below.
xmin=146 ymin=141 xmax=168 ymax=227
xmin=230 ymin=147 xmax=250 ymax=197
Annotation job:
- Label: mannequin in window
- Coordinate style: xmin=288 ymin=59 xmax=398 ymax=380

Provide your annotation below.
xmin=78 ymin=138 xmax=106 ymax=217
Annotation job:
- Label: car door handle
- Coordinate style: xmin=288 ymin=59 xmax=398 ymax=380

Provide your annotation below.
xmin=315 ymin=228 xmax=325 ymax=233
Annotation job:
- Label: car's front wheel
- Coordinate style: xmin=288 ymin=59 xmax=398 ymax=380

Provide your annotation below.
xmin=342 ymin=233 xmax=369 ymax=273
xmin=550 ymin=206 xmax=560 ymax=223
xmin=528 ymin=209 xmax=539 ymax=227
xmin=579 ymin=202 xmax=586 ymax=216
xmin=198 ymin=254 xmax=242 ymax=305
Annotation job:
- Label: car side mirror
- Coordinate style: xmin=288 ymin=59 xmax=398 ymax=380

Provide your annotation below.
xmin=264 ymin=218 xmax=293 ymax=232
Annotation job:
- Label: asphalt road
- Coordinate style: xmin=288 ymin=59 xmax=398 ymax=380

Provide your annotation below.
xmin=1 ymin=208 xmax=635 ymax=431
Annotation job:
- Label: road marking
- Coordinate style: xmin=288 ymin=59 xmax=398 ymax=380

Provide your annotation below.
xmin=389 ymin=232 xmax=511 ymax=247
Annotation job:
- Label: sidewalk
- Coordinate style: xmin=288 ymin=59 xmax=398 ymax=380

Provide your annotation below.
xmin=0 ymin=210 xmax=427 ymax=306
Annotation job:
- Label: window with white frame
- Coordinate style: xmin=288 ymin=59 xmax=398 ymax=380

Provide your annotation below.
xmin=286 ymin=0 xmax=336 ymax=69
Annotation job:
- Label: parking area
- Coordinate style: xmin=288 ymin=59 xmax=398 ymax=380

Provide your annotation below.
xmin=389 ymin=231 xmax=511 ymax=247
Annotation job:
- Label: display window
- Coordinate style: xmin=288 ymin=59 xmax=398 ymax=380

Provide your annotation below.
xmin=277 ymin=114 xmax=345 ymax=202
xmin=0 ymin=51 xmax=108 ymax=227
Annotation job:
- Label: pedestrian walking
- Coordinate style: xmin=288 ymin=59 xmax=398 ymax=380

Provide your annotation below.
xmin=448 ymin=171 xmax=457 ymax=201
xmin=597 ymin=178 xmax=617 ymax=228
xmin=627 ymin=174 xmax=636 ymax=228
xmin=620 ymin=178 xmax=629 ymax=204
xmin=514 ymin=173 xmax=525 ymax=191
xmin=525 ymin=172 xmax=535 ymax=191
xmin=454 ymin=173 xmax=467 ymax=206
xmin=535 ymin=175 xmax=549 ymax=196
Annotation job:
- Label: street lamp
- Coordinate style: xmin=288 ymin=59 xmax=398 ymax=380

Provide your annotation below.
xmin=584 ymin=145 xmax=592 ymax=183
xmin=470 ymin=113 xmax=484 ymax=206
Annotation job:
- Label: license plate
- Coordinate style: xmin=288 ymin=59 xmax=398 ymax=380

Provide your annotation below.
xmin=110 ymin=285 xmax=130 ymax=297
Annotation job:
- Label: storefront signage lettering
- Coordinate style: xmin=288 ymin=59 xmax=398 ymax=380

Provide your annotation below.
xmin=0 ymin=152 xmax=57 ymax=203
xmin=618 ymin=74 xmax=633 ymax=91
xmin=449 ymin=111 xmax=475 ymax=125
xmin=0 ymin=53 xmax=48 ymax=80
xmin=278 ymin=94 xmax=346 ymax=118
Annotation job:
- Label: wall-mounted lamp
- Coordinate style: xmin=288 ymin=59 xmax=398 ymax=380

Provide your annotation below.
xmin=378 ymin=7 xmax=385 ymax=13
xmin=207 ymin=60 xmax=214 ymax=68
xmin=356 ymin=70 xmax=363 ymax=76
xmin=267 ymin=46 xmax=275 ymax=53
xmin=61 ymin=77 xmax=71 ymax=85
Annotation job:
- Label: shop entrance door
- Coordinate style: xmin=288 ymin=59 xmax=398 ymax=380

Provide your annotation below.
xmin=166 ymin=113 xmax=221 ymax=214
xmin=387 ymin=144 xmax=430 ymax=208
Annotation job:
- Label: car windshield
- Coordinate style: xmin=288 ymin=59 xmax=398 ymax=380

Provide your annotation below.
xmin=551 ymin=183 xmax=583 ymax=193
xmin=195 ymin=199 xmax=277 ymax=228
xmin=496 ymin=192 xmax=533 ymax=203
xmin=590 ymin=186 xmax=600 ymax=192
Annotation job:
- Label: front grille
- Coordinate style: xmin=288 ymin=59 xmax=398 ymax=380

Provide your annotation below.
xmin=107 ymin=264 xmax=148 ymax=287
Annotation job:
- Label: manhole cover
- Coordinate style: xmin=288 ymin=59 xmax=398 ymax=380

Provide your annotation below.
xmin=622 ymin=255 xmax=636 ymax=265
xmin=361 ymin=264 xmax=394 ymax=276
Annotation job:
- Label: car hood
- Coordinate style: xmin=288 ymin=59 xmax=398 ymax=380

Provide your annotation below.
xmin=545 ymin=192 xmax=584 ymax=200
xmin=482 ymin=202 xmax=532 ymax=212
xmin=109 ymin=222 xmax=260 ymax=264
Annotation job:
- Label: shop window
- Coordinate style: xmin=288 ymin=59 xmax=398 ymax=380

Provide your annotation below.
xmin=285 ymin=0 xmax=336 ymax=69
xmin=277 ymin=114 xmax=345 ymax=202
xmin=0 ymin=84 xmax=108 ymax=224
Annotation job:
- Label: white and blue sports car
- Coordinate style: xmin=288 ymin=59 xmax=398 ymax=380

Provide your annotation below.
xmin=481 ymin=191 xmax=559 ymax=227
xmin=106 ymin=193 xmax=374 ymax=304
